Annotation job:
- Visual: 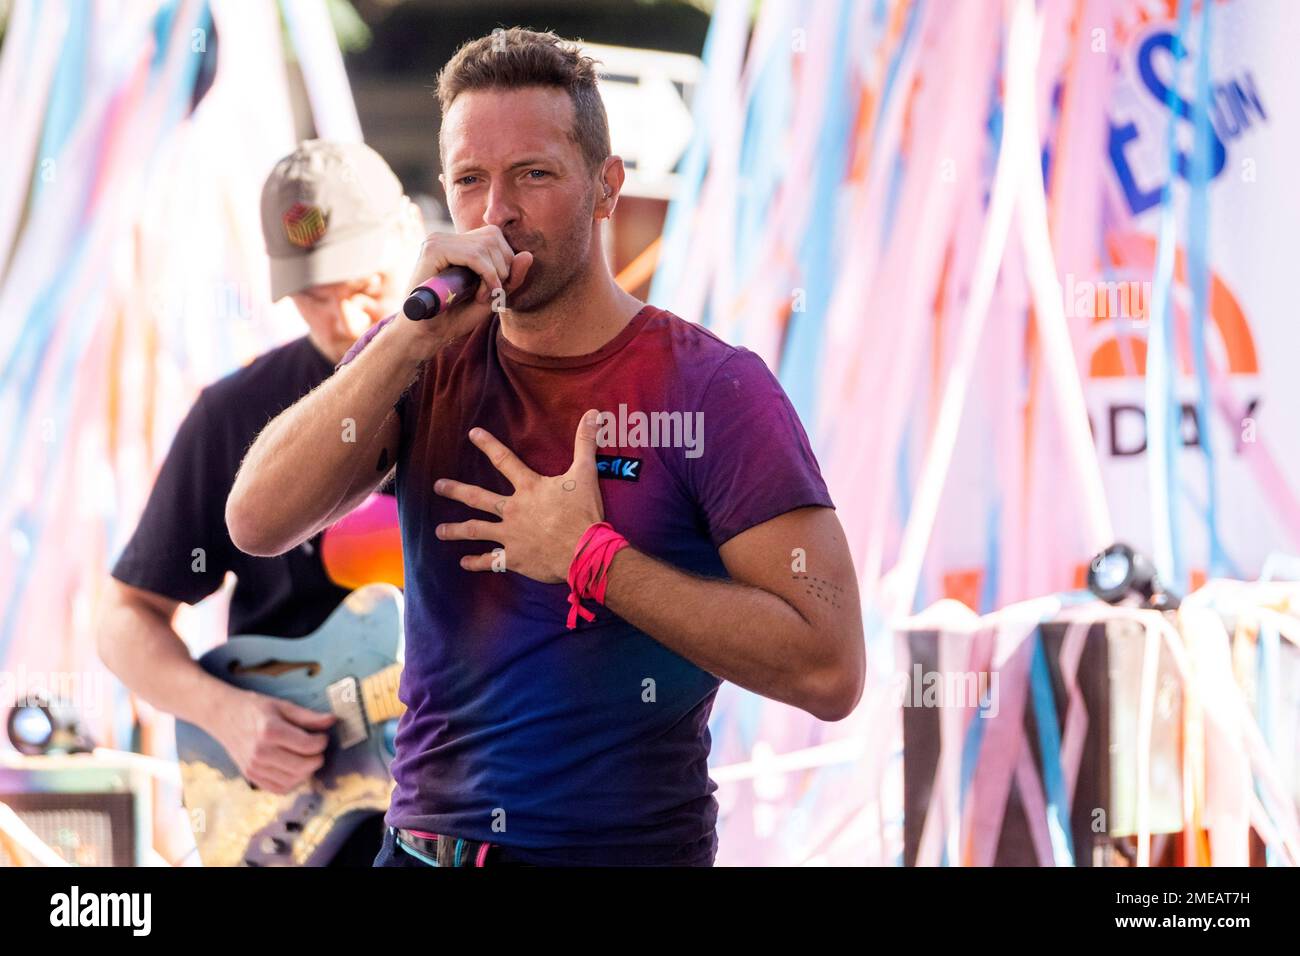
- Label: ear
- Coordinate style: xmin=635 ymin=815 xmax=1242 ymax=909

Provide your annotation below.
xmin=594 ymin=156 xmax=625 ymax=221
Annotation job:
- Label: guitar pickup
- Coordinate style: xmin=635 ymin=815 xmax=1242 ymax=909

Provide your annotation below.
xmin=326 ymin=677 xmax=368 ymax=749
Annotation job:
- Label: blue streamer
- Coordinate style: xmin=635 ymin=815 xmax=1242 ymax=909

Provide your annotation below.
xmin=778 ymin=0 xmax=857 ymax=423
xmin=733 ymin=9 xmax=793 ymax=295
xmin=1186 ymin=0 xmax=1226 ymax=578
xmin=872 ymin=0 xmax=924 ymax=154
xmin=951 ymin=671 xmax=992 ymax=865
xmin=979 ymin=499 xmax=1001 ymax=615
xmin=1029 ymin=634 xmax=1075 ymax=866
xmin=33 ymin=0 xmax=91 ymax=204
xmin=1145 ymin=0 xmax=1196 ymax=594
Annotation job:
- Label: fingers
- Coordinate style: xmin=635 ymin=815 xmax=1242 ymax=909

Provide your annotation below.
xmin=475 ymin=247 xmax=511 ymax=303
xmin=466 ymin=226 xmax=513 ymax=303
xmin=459 ymin=551 xmax=499 ymax=572
xmin=267 ymin=705 xmax=333 ymax=757
xmin=480 ymin=249 xmax=532 ymax=305
xmin=435 ymin=519 xmax=503 ymax=543
xmin=248 ymin=751 xmax=325 ymax=794
xmin=465 ymin=250 xmax=506 ymax=304
xmin=233 ymin=697 xmax=333 ymax=794
xmin=504 ymin=251 xmax=534 ymax=294
xmin=571 ymin=408 xmax=600 ymax=482
xmin=266 ymin=719 xmax=331 ymax=757
xmin=275 ymin=699 xmax=336 ymax=731
xmin=486 ymin=243 xmax=510 ymax=280
xmin=248 ymin=767 xmax=297 ymax=794
xmin=477 ymin=223 xmax=513 ymax=259
xmin=409 ymin=227 xmax=516 ymax=307
xmin=409 ymin=234 xmax=446 ymax=291
xmin=468 ymin=427 xmax=535 ymax=488
xmin=434 ymin=477 xmax=506 ymax=515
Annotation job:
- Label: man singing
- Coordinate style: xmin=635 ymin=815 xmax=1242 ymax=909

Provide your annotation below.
xmin=226 ymin=28 xmax=864 ymax=867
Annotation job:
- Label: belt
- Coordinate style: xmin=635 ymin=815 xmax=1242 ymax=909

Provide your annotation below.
xmin=393 ymin=827 xmax=525 ymax=867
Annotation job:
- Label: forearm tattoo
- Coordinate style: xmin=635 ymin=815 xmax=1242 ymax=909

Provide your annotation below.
xmin=792 ymin=573 xmax=845 ymax=610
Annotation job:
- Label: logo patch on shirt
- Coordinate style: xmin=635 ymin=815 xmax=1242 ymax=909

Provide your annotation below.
xmin=596 ymin=455 xmax=642 ymax=482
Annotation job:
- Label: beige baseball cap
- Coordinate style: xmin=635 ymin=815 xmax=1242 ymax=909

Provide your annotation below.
xmin=260 ymin=139 xmax=407 ymax=301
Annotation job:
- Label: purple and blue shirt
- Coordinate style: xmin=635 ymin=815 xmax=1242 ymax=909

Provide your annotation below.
xmin=338 ymin=303 xmax=834 ymax=865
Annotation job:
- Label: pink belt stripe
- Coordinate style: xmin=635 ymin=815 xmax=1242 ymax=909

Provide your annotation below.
xmin=404 ymin=828 xmax=494 ymax=866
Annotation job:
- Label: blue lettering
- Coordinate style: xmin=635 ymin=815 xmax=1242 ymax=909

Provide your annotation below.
xmin=1136 ymin=31 xmax=1226 ymax=181
xmin=1211 ymin=73 xmax=1268 ymax=140
xmin=1109 ymin=120 xmax=1162 ymax=215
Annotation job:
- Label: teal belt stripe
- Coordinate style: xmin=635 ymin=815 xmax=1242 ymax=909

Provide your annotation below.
xmin=395 ymin=832 xmax=439 ymax=867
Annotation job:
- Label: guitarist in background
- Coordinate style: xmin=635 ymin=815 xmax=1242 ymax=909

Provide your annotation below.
xmin=96 ymin=141 xmax=418 ymax=866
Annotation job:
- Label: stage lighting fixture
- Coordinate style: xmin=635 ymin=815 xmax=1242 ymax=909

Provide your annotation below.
xmin=6 ymin=696 xmax=95 ymax=756
xmin=1087 ymin=543 xmax=1180 ymax=610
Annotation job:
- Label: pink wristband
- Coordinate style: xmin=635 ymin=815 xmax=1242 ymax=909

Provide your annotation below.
xmin=566 ymin=522 xmax=629 ymax=629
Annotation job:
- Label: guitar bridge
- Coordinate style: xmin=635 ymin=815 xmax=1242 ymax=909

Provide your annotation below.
xmin=327 ymin=677 xmax=368 ymax=748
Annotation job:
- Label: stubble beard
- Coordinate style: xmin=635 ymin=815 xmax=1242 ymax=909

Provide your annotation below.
xmin=502 ymin=199 xmax=595 ymax=319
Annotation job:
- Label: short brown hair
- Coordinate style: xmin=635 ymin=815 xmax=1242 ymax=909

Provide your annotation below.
xmin=436 ymin=27 xmax=611 ymax=172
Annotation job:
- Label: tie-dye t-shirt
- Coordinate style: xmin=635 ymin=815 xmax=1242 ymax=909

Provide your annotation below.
xmin=337 ymin=304 xmax=834 ymax=865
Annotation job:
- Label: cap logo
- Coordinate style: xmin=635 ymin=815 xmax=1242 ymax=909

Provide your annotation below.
xmin=282 ymin=202 xmax=327 ymax=248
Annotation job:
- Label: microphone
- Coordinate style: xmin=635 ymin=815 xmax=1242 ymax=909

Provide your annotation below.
xmin=403 ymin=266 xmax=479 ymax=320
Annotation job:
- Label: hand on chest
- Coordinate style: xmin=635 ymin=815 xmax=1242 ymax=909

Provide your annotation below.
xmin=422 ymin=398 xmax=700 ymax=557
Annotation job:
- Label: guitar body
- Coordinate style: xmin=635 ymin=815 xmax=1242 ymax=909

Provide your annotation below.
xmin=175 ymin=584 xmax=404 ymax=867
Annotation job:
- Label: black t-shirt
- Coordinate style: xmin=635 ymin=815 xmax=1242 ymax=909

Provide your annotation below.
xmin=111 ymin=335 xmax=398 ymax=638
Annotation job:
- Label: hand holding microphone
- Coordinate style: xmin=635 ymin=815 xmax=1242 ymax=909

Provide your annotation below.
xmin=404 ymin=266 xmax=479 ymax=320
xmin=402 ymin=225 xmax=533 ymax=323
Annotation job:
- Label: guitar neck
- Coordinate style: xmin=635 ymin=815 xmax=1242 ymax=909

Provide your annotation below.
xmin=360 ymin=664 xmax=405 ymax=723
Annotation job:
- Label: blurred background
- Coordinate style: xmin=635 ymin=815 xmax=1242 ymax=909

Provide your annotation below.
xmin=0 ymin=0 xmax=1298 ymax=868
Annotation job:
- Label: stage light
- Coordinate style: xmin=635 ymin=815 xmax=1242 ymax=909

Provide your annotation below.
xmin=6 ymin=696 xmax=95 ymax=756
xmin=1086 ymin=543 xmax=1180 ymax=610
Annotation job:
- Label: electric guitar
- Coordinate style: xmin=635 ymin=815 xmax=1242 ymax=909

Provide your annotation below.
xmin=175 ymin=583 xmax=404 ymax=866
